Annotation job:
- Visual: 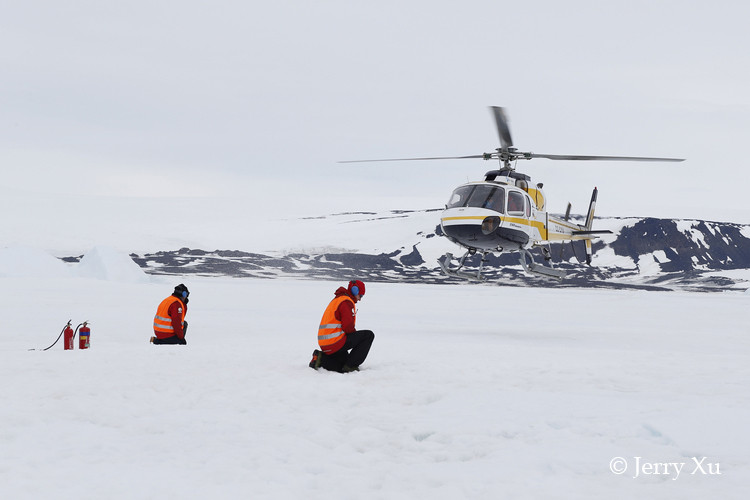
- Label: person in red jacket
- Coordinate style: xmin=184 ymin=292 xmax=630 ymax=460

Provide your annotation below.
xmin=310 ymin=280 xmax=374 ymax=373
xmin=151 ymin=284 xmax=189 ymax=345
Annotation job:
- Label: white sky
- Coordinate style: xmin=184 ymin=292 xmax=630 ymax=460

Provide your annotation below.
xmin=2 ymin=1 xmax=749 ymax=223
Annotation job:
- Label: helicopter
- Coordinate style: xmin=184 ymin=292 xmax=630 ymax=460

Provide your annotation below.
xmin=342 ymin=107 xmax=684 ymax=280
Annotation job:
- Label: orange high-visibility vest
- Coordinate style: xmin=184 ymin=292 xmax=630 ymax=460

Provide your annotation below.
xmin=153 ymin=296 xmax=186 ymax=336
xmin=318 ymin=295 xmax=355 ymax=354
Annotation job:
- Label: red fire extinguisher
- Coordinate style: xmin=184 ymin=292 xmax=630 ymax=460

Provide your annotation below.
xmin=79 ymin=322 xmax=90 ymax=350
xmin=63 ymin=322 xmax=75 ymax=350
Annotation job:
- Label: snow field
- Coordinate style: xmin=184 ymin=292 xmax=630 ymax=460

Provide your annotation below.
xmin=2 ymin=266 xmax=748 ymax=499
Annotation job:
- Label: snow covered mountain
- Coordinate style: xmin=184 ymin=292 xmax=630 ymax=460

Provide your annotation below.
xmin=60 ymin=209 xmax=749 ymax=292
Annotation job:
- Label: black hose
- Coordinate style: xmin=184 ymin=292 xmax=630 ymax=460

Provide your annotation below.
xmin=29 ymin=321 xmax=71 ymax=351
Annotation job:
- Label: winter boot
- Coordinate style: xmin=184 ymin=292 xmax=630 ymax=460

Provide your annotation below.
xmin=309 ymin=349 xmax=322 ymax=369
xmin=340 ymin=364 xmax=360 ymax=373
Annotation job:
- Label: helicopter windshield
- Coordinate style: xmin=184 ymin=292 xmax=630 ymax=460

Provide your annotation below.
xmin=447 ymin=185 xmax=505 ymax=213
xmin=467 ymin=185 xmax=505 ymax=213
xmin=446 ymin=185 xmax=475 ymax=208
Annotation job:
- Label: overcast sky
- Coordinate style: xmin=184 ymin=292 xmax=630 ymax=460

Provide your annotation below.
xmin=2 ymin=1 xmax=749 ymax=223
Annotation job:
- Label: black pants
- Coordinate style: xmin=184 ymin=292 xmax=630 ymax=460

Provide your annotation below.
xmin=153 ymin=322 xmax=187 ymax=345
xmin=320 ymin=330 xmax=374 ymax=372
xmin=153 ymin=335 xmax=187 ymax=345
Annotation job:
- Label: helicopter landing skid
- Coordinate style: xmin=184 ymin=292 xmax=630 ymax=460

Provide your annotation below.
xmin=519 ymin=249 xmax=566 ymax=279
xmin=438 ymin=251 xmax=488 ymax=281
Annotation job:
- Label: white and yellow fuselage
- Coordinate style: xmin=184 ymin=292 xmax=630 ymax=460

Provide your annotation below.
xmin=440 ymin=179 xmax=599 ymax=254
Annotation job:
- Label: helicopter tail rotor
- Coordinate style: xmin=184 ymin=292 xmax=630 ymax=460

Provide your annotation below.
xmin=559 ymin=202 xmax=572 ymax=260
xmin=583 ymin=188 xmax=599 ymax=265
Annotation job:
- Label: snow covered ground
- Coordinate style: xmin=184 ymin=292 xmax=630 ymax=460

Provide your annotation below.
xmin=1 ymin=248 xmax=748 ymax=499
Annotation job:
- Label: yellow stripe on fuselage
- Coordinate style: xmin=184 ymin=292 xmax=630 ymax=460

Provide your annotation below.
xmin=441 ymin=215 xmax=546 ymax=234
xmin=441 ymin=216 xmax=487 ymax=221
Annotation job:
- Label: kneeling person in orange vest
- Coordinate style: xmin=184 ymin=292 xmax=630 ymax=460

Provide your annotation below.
xmin=310 ymin=280 xmax=374 ymax=373
xmin=151 ymin=284 xmax=189 ymax=345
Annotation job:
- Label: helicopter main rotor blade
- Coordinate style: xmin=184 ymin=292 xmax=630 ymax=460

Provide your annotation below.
xmin=338 ymin=155 xmax=485 ymax=163
xmin=490 ymin=106 xmax=513 ymax=150
xmin=528 ymin=153 xmax=685 ymax=162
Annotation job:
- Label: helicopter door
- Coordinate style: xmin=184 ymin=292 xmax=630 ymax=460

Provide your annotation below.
xmin=507 ymin=191 xmax=526 ymax=216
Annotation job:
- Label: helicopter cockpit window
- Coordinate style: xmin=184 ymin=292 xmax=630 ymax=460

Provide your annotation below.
xmin=465 ymin=185 xmax=505 ymax=213
xmin=507 ymin=191 xmax=526 ymax=215
xmin=446 ymin=185 xmax=475 ymax=208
